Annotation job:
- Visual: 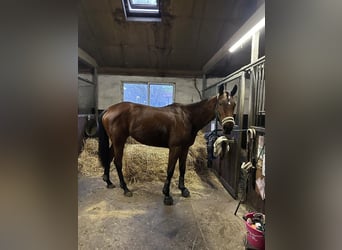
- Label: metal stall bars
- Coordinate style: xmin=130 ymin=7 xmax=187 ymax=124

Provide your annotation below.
xmin=202 ymin=56 xmax=265 ymax=200
xmin=78 ymin=48 xmax=99 ymax=122
xmin=246 ymin=57 xmax=265 ymax=171
xmin=246 ymin=58 xmax=266 ymax=212
xmin=78 ymin=48 xmax=98 ymax=153
xmin=248 ymin=59 xmax=265 ymax=129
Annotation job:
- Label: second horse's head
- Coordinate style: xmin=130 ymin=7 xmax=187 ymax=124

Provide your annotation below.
xmin=216 ymin=84 xmax=237 ymax=135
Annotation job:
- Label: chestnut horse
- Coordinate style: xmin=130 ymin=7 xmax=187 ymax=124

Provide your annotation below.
xmin=98 ymin=84 xmax=237 ymax=205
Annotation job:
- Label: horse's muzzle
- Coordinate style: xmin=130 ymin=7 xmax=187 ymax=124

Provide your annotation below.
xmin=222 ymin=116 xmax=235 ymax=134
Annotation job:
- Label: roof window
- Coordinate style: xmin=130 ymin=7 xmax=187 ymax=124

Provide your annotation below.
xmin=122 ymin=0 xmax=161 ymax=22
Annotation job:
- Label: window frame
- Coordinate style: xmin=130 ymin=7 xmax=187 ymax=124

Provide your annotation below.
xmin=129 ymin=0 xmax=158 ymax=10
xmin=122 ymin=81 xmax=149 ymax=105
xmin=121 ymin=81 xmax=175 ymax=107
xmin=121 ymin=0 xmax=161 ymax=22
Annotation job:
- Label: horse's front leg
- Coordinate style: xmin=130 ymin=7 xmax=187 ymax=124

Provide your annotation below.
xmin=178 ymin=147 xmax=190 ymax=197
xmin=162 ymin=147 xmax=181 ymax=205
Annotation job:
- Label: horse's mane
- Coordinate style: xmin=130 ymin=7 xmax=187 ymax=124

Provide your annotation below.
xmin=165 ymin=98 xmax=210 ymax=109
xmin=185 ymin=98 xmax=209 ymax=108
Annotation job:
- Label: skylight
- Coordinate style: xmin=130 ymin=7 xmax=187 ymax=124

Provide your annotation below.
xmin=130 ymin=0 xmax=157 ymax=7
xmin=122 ymin=0 xmax=161 ymax=22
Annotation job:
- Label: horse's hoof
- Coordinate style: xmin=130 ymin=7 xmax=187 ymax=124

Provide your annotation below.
xmin=164 ymin=196 xmax=173 ymax=205
xmin=107 ymin=183 xmax=115 ymax=189
xmin=124 ymin=190 xmax=133 ymax=197
xmin=181 ymin=188 xmax=190 ymax=197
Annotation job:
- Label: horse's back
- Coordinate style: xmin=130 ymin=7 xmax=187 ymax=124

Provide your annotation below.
xmin=103 ymin=102 xmax=162 ymax=132
xmin=103 ymin=101 xmax=194 ymax=147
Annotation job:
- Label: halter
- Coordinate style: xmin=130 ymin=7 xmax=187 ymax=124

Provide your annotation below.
xmin=215 ymin=93 xmax=235 ymax=127
xmin=222 ymin=116 xmax=235 ymax=126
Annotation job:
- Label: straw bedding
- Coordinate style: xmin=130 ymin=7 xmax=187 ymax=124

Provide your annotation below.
xmin=78 ymin=132 xmax=208 ymax=185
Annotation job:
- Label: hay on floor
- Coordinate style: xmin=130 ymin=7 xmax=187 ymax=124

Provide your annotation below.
xmin=78 ymin=132 xmax=208 ymax=186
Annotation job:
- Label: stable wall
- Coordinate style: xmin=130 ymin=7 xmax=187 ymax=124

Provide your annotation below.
xmin=78 ymin=73 xmax=248 ymax=114
xmin=97 ymin=74 xmax=223 ymax=110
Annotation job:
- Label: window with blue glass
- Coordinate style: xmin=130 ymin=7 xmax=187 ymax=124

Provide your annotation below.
xmin=123 ymin=82 xmax=174 ymax=107
xmin=123 ymin=83 xmax=148 ymax=105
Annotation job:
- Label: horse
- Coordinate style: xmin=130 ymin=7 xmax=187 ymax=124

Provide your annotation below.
xmin=98 ymin=84 xmax=238 ymax=205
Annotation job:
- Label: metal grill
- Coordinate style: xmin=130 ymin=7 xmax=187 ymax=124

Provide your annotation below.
xmin=202 ymin=56 xmax=265 ymax=200
xmin=248 ymin=60 xmax=265 ymax=127
xmin=78 ymin=75 xmax=96 ymax=115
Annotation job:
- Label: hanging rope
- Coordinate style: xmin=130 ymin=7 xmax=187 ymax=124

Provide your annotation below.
xmin=213 ymin=136 xmax=230 ymax=157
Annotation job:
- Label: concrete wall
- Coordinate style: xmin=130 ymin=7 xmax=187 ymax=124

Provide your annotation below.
xmin=78 ymin=73 xmax=249 ymax=114
xmin=97 ymin=74 xmax=224 ymax=109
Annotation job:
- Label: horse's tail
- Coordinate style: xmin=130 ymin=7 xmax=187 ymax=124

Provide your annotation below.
xmin=98 ymin=111 xmax=109 ymax=168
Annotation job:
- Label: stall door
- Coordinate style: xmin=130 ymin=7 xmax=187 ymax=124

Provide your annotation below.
xmin=211 ymin=129 xmax=241 ymax=199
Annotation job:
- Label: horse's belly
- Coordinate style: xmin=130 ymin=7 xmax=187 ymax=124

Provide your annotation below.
xmin=138 ymin=139 xmax=169 ymax=148
xmin=130 ymin=122 xmax=192 ymax=148
xmin=131 ymin=129 xmax=169 ymax=148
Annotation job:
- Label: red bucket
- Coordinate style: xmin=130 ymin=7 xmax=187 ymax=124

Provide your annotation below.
xmin=245 ymin=212 xmax=265 ymax=250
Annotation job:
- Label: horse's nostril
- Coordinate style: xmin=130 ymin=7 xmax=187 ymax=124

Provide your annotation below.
xmin=223 ymin=124 xmax=233 ymax=134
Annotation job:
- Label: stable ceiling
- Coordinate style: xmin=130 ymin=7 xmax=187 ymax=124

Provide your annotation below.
xmin=79 ymin=0 xmax=264 ymax=77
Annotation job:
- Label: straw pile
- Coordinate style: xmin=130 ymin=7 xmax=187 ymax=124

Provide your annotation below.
xmin=78 ymin=132 xmax=208 ymax=185
xmin=78 ymin=138 xmax=100 ymax=176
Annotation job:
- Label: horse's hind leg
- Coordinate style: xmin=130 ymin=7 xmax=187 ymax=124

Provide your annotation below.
xmin=113 ymin=141 xmax=132 ymax=197
xmin=178 ymin=147 xmax=190 ymax=197
xmin=103 ymin=145 xmax=115 ymax=188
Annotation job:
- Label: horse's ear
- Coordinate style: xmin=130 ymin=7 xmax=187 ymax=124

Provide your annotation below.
xmin=218 ymin=84 xmax=224 ymax=95
xmin=230 ymin=84 xmax=238 ymax=97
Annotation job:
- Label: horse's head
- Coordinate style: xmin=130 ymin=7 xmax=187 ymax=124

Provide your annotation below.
xmin=216 ymin=84 xmax=238 ymax=135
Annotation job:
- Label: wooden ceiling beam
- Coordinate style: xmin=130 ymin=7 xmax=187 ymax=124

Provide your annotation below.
xmin=78 ymin=47 xmax=98 ymax=69
xmin=97 ymin=67 xmax=203 ymax=78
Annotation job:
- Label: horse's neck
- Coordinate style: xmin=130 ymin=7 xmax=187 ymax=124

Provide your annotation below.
xmin=187 ymin=96 xmax=217 ymax=131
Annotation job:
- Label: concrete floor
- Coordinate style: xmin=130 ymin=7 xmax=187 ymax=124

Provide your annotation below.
xmin=78 ymin=171 xmax=248 ymax=250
